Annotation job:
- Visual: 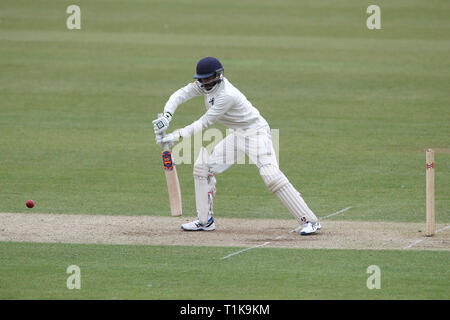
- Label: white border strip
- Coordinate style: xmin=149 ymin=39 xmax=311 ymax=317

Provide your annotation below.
xmin=403 ymin=225 xmax=450 ymax=249
xmin=220 ymin=206 xmax=353 ymax=260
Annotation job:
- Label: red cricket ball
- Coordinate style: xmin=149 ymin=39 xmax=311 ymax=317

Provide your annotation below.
xmin=26 ymin=200 xmax=35 ymax=208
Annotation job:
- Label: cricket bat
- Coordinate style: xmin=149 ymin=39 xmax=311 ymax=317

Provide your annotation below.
xmin=155 ymin=112 xmax=182 ymax=218
xmin=161 ymin=142 xmax=182 ymax=216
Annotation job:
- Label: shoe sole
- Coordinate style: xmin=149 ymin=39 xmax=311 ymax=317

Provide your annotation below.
xmin=181 ymin=223 xmax=216 ymax=231
xmin=181 ymin=227 xmax=215 ymax=231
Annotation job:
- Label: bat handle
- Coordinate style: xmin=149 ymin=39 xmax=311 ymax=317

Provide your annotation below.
xmin=160 ymin=134 xmax=169 ymax=151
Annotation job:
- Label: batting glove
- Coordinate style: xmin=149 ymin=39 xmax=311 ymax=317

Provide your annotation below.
xmin=155 ymin=133 xmax=165 ymax=148
xmin=160 ymin=130 xmax=181 ymax=147
xmin=152 ymin=112 xmax=172 ymax=134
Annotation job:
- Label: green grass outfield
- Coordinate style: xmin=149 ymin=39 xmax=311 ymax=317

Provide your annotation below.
xmin=0 ymin=0 xmax=449 ymax=300
xmin=0 ymin=242 xmax=448 ymax=300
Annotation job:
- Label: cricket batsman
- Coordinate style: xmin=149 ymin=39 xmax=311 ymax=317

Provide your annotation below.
xmin=153 ymin=57 xmax=321 ymax=235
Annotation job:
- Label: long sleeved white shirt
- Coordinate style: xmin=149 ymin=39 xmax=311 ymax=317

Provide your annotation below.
xmin=163 ymin=77 xmax=268 ymax=138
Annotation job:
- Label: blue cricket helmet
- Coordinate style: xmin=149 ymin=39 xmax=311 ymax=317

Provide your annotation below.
xmin=193 ymin=57 xmax=224 ymax=79
xmin=193 ymin=57 xmax=224 ymax=92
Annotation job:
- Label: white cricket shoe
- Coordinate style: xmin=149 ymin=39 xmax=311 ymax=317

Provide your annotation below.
xmin=181 ymin=216 xmax=215 ymax=231
xmin=300 ymin=221 xmax=321 ymax=235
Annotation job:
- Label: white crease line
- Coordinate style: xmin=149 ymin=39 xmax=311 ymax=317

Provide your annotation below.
xmin=220 ymin=206 xmax=353 ymax=260
xmin=320 ymin=206 xmax=354 ymax=220
xmin=403 ymin=225 xmax=450 ymax=249
xmin=291 ymin=206 xmax=353 ymax=233
xmin=220 ymin=242 xmax=271 ymax=260
xmin=403 ymin=239 xmax=423 ymax=250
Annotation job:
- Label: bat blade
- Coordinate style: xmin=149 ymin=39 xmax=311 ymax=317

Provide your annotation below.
xmin=162 ymin=149 xmax=182 ymax=216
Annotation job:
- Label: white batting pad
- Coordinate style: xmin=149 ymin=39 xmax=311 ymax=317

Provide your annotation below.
xmin=275 ymin=183 xmax=318 ymax=224
xmin=193 ymin=147 xmax=215 ymax=225
xmin=259 ymin=164 xmax=318 ymax=224
xmin=193 ymin=147 xmax=210 ymax=178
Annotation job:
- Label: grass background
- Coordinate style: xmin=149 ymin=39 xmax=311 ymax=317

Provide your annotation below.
xmin=1 ymin=242 xmax=448 ymax=300
xmin=0 ymin=0 xmax=449 ymax=300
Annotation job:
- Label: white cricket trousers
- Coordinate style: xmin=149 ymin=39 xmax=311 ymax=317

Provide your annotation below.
xmin=205 ymin=126 xmax=319 ymax=225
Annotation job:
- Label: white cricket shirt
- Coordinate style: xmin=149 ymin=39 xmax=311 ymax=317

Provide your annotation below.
xmin=163 ymin=77 xmax=268 ymax=138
